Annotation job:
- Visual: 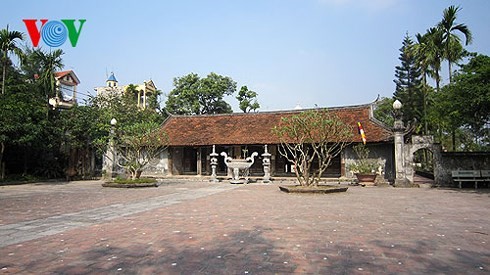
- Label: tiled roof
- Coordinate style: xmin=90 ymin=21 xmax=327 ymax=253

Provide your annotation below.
xmin=54 ymin=70 xmax=80 ymax=84
xmin=54 ymin=71 xmax=70 ymax=78
xmin=161 ymin=104 xmax=393 ymax=146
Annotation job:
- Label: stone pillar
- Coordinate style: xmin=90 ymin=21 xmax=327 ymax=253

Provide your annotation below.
xmin=262 ymin=145 xmax=272 ymax=183
xmin=393 ymin=124 xmax=410 ymax=187
xmin=392 ymin=101 xmax=413 ymax=187
xmin=105 ymin=119 xmax=118 ymax=179
xmin=210 ymin=145 xmax=219 ymax=182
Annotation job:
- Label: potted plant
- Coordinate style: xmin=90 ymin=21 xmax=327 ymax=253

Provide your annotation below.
xmin=350 ymin=144 xmax=379 ymax=186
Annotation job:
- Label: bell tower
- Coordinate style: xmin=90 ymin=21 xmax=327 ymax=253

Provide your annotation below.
xmin=106 ymin=72 xmax=118 ymax=87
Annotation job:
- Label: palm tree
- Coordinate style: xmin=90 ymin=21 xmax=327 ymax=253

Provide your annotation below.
xmin=0 ymin=25 xmax=24 ymax=94
xmin=33 ymin=49 xmax=64 ymax=98
xmin=414 ymin=28 xmax=444 ymax=92
xmin=438 ymin=5 xmax=472 ymax=82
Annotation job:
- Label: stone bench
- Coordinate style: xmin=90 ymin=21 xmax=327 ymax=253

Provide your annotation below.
xmin=452 ymin=170 xmax=490 ymax=189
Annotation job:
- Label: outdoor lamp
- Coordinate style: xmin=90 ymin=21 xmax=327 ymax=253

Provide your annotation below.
xmin=393 ymin=99 xmax=402 ymax=110
xmin=392 ymin=99 xmax=404 ymax=130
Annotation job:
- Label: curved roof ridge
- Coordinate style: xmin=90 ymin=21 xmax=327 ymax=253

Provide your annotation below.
xmin=166 ymin=102 xmax=376 ymax=118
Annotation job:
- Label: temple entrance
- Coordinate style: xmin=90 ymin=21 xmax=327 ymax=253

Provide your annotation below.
xmin=404 ymin=136 xmax=441 ymax=184
xmin=411 ymin=148 xmax=435 ymax=185
xmin=182 ymin=147 xmax=197 ymax=174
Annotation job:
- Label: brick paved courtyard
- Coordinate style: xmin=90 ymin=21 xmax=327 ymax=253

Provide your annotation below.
xmin=0 ymin=180 xmax=488 ymax=274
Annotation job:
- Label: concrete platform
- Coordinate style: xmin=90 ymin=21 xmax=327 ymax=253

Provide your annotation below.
xmin=0 ymin=180 xmax=488 ymax=274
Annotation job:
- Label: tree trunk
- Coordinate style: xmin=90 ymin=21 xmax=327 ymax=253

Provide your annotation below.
xmin=452 ymin=130 xmax=456 ymax=151
xmin=2 ymin=60 xmax=6 ymax=95
xmin=448 ymin=60 xmax=453 ymax=83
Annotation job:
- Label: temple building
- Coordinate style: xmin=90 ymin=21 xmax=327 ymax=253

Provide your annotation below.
xmin=144 ymin=103 xmax=396 ymax=181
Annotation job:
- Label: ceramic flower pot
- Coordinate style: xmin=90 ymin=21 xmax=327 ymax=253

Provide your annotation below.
xmin=355 ymin=173 xmax=377 ymax=186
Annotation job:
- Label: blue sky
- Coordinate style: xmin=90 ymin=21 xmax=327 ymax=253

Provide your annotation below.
xmin=3 ymin=0 xmax=489 ymax=111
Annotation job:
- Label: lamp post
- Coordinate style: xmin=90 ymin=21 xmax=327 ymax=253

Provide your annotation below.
xmin=110 ymin=118 xmax=117 ymax=178
xmin=392 ymin=100 xmax=410 ymax=187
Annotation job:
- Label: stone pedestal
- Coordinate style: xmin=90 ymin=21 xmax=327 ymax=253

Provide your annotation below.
xmin=262 ymin=145 xmax=272 ymax=183
xmin=209 ymin=145 xmax=219 ymax=182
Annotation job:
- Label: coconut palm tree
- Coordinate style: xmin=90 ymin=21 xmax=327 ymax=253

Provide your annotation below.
xmin=0 ymin=25 xmax=24 ymax=94
xmin=438 ymin=5 xmax=472 ymax=82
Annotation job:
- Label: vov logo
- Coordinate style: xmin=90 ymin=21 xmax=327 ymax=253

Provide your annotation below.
xmin=23 ymin=19 xmax=86 ymax=47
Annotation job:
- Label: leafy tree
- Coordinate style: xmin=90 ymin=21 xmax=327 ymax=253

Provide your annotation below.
xmin=272 ymin=110 xmax=353 ymax=187
xmin=432 ymin=54 xmax=490 ymax=150
xmin=393 ymin=34 xmax=424 ymax=132
xmin=0 ymin=25 xmax=24 ymax=95
xmin=86 ymin=90 xmax=166 ymax=179
xmin=165 ymin=72 xmax=236 ymax=115
xmin=0 ymin=75 xmax=46 ymax=177
xmin=236 ymin=86 xmax=260 ymax=113
xmin=373 ymin=97 xmax=394 ymax=127
xmin=438 ymin=5 xmax=472 ymax=82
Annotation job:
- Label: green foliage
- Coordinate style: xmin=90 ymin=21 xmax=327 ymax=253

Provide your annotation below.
xmin=393 ymin=34 xmax=424 ymax=132
xmin=29 ymin=48 xmax=64 ymax=98
xmin=438 ymin=5 xmax=473 ymax=82
xmin=349 ymin=144 xmax=379 ymax=174
xmin=413 ymin=28 xmax=444 ymax=90
xmin=236 ymin=86 xmax=260 ymax=113
xmin=1 ymin=25 xmax=25 ymax=95
xmin=272 ymin=109 xmax=353 ymax=186
xmin=373 ymin=97 xmax=394 ymax=127
xmin=431 ymin=54 xmax=490 ymax=151
xmin=165 ymin=72 xmax=236 ymax=115
xmin=1 ymin=26 xmax=168 ymax=179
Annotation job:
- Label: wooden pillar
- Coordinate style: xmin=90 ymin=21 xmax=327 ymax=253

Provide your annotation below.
xmin=196 ymin=148 xmax=202 ymax=175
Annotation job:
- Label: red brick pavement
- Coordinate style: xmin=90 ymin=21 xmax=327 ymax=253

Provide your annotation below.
xmin=0 ymin=181 xmax=489 ymax=274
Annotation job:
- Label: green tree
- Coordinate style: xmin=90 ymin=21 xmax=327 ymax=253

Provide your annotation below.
xmin=236 ymin=86 xmax=260 ymax=113
xmin=165 ymin=72 xmax=236 ymax=115
xmin=0 ymin=25 xmax=24 ymax=95
xmin=438 ymin=5 xmax=472 ymax=82
xmin=272 ymin=110 xmax=352 ymax=187
xmin=414 ymin=28 xmax=444 ymax=91
xmin=32 ymin=49 xmax=64 ymax=99
xmin=393 ymin=34 xmax=423 ymax=132
xmin=433 ymin=54 xmax=490 ymax=151
xmin=0 ymin=76 xmax=46 ymax=177
xmin=373 ymin=97 xmax=394 ymax=127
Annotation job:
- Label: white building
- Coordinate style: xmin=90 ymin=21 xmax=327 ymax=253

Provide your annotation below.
xmin=94 ymin=72 xmax=157 ymax=109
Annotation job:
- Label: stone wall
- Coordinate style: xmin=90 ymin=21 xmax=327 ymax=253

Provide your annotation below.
xmin=343 ymin=143 xmax=394 ymax=180
xmin=142 ymin=149 xmax=169 ymax=177
xmin=435 ymin=152 xmax=490 ymax=186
